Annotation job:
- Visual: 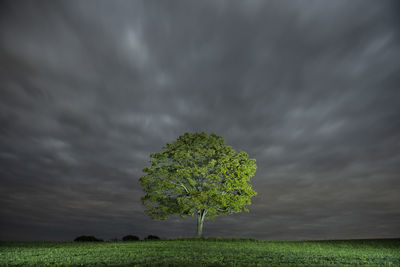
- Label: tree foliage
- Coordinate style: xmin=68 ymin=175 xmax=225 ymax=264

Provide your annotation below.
xmin=139 ymin=132 xmax=257 ymax=236
xmin=122 ymin=235 xmax=140 ymax=241
xmin=74 ymin=235 xmax=103 ymax=242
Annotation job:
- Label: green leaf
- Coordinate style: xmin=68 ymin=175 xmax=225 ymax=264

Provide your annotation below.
xmin=139 ymin=132 xmax=257 ymax=228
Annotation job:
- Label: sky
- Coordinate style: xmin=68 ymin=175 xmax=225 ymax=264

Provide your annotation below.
xmin=0 ymin=0 xmax=399 ymax=241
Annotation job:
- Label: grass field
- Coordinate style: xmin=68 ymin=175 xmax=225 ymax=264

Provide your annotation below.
xmin=1 ymin=238 xmax=399 ymax=266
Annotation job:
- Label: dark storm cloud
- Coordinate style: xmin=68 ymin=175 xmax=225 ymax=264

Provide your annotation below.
xmin=0 ymin=0 xmax=399 ymax=241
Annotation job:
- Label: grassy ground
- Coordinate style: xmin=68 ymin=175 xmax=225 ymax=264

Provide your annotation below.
xmin=0 ymin=238 xmax=399 ymax=266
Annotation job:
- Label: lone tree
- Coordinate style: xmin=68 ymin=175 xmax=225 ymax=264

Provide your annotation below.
xmin=139 ymin=132 xmax=257 ymax=238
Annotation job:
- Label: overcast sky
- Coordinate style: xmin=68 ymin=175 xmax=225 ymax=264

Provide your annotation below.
xmin=0 ymin=0 xmax=399 ymax=241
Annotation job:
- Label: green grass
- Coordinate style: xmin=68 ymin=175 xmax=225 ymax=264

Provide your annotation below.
xmin=1 ymin=238 xmax=399 ymax=266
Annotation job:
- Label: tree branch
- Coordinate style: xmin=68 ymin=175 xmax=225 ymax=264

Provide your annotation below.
xmin=169 ymin=181 xmax=189 ymax=193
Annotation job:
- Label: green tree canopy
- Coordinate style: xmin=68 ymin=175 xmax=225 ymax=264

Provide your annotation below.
xmin=139 ymin=132 xmax=257 ymax=237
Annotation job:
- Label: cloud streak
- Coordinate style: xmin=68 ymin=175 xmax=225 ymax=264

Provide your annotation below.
xmin=0 ymin=0 xmax=399 ymax=241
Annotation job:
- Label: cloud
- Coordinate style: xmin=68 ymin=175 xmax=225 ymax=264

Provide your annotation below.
xmin=0 ymin=0 xmax=399 ymax=241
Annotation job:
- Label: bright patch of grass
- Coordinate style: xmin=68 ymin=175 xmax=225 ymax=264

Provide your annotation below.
xmin=1 ymin=238 xmax=399 ymax=266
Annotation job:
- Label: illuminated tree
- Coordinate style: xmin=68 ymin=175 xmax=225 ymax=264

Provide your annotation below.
xmin=139 ymin=132 xmax=257 ymax=237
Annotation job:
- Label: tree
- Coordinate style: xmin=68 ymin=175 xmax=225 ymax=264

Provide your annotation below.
xmin=73 ymin=235 xmax=103 ymax=242
xmin=144 ymin=235 xmax=160 ymax=241
xmin=139 ymin=132 xmax=257 ymax=238
xmin=122 ymin=235 xmax=140 ymax=241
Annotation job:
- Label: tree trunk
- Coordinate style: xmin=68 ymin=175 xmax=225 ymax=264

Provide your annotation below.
xmin=196 ymin=210 xmax=206 ymax=238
